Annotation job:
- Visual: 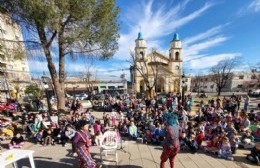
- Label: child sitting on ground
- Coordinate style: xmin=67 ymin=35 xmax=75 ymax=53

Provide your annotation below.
xmin=230 ymin=132 xmax=240 ymax=154
xmin=239 ymin=129 xmax=255 ymax=149
xmin=187 ymin=133 xmax=198 ymax=154
xmin=143 ymin=129 xmax=152 ymax=144
xmin=9 ymin=133 xmax=25 ymax=149
xmin=246 ymin=142 xmax=260 ymax=165
xmin=42 ymin=129 xmax=55 ymax=146
xmin=35 ymin=129 xmax=43 ymax=144
xmin=205 ymin=136 xmax=221 ymax=154
xmin=218 ymin=136 xmax=234 ymax=160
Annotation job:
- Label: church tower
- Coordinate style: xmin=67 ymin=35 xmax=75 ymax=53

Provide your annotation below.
xmin=135 ymin=32 xmax=147 ymax=61
xmin=169 ymin=33 xmax=182 ymax=75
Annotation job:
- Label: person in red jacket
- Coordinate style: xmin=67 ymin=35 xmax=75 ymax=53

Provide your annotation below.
xmin=196 ymin=130 xmax=204 ymax=149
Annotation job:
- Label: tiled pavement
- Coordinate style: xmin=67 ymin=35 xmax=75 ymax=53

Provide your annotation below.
xmin=4 ymin=139 xmax=259 ymax=168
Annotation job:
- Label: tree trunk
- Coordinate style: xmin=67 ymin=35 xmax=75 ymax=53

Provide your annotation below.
xmin=36 ymin=23 xmax=66 ymax=111
xmin=146 ymin=88 xmax=154 ymax=98
xmin=217 ymin=87 xmax=221 ymax=96
xmin=57 ymin=32 xmax=66 ymax=111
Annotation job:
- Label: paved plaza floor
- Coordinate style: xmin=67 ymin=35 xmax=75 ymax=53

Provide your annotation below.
xmin=5 ymin=139 xmax=259 ymax=168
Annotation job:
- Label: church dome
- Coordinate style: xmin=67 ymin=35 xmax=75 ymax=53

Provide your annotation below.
xmin=172 ymin=33 xmax=180 ymax=41
xmin=137 ymin=32 xmax=143 ymax=39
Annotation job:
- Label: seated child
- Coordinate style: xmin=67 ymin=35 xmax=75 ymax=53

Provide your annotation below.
xmin=246 ymin=142 xmax=260 ymax=165
xmin=218 ymin=136 xmax=233 ymax=160
xmin=196 ymin=130 xmax=204 ymax=149
xmin=239 ymin=130 xmax=255 ymax=149
xmin=230 ymin=132 xmax=240 ymax=154
xmin=9 ymin=133 xmax=25 ymax=149
xmin=204 ymin=126 xmax=213 ymax=141
xmin=254 ymin=128 xmax=260 ymax=141
xmin=187 ymin=133 xmax=198 ymax=154
xmin=61 ymin=125 xmax=76 ymax=146
xmin=128 ymin=121 xmax=137 ymax=140
xmin=42 ymin=129 xmax=55 ymax=146
xmin=180 ymin=132 xmax=189 ymax=151
xmin=152 ymin=124 xmax=162 ymax=145
xmin=0 ymin=126 xmax=14 ymax=139
xmin=205 ymin=136 xmax=221 ymax=154
xmin=143 ymin=129 xmax=152 ymax=144
xmin=35 ymin=129 xmax=44 ymax=144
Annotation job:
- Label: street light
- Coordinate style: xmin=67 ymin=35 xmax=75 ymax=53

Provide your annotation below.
xmin=41 ymin=76 xmax=52 ymax=114
xmin=181 ymin=74 xmax=186 ymax=106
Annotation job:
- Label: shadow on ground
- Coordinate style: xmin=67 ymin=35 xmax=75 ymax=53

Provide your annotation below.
xmin=15 ymin=157 xmax=76 ymax=168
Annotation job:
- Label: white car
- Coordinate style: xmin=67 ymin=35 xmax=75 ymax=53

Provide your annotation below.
xmin=75 ymin=93 xmax=88 ymax=100
xmin=80 ymin=100 xmax=93 ymax=109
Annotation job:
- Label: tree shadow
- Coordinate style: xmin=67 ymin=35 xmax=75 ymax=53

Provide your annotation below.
xmin=233 ymin=155 xmax=258 ymax=167
xmin=14 ymin=157 xmax=77 ymax=168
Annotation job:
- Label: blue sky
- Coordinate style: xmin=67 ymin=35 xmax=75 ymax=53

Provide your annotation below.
xmin=27 ymin=0 xmax=260 ymax=79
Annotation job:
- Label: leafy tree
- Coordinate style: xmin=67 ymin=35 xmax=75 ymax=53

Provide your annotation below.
xmin=210 ymin=58 xmax=240 ymax=96
xmin=24 ymin=84 xmax=42 ymax=98
xmin=0 ymin=0 xmax=120 ymax=110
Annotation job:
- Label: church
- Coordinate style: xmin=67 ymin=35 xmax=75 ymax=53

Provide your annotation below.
xmin=130 ymin=32 xmax=185 ymax=96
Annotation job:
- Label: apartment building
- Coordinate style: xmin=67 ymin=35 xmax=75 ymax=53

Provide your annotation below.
xmin=0 ymin=12 xmax=31 ymax=97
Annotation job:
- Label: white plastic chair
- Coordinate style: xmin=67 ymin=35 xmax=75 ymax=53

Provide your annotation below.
xmin=99 ymin=131 xmax=118 ymax=163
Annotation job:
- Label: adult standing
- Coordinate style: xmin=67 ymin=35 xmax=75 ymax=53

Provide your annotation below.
xmin=73 ymin=120 xmax=97 ymax=168
xmin=160 ymin=113 xmax=181 ymax=168
xmin=244 ymin=95 xmax=250 ymax=112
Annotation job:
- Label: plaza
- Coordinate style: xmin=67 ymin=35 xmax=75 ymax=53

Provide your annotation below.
xmin=0 ymin=1 xmax=260 ymax=168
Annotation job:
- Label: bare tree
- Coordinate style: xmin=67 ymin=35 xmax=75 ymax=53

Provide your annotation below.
xmin=130 ymin=48 xmax=162 ymax=98
xmin=251 ymin=62 xmax=260 ymax=88
xmin=83 ymin=58 xmax=95 ymax=95
xmin=210 ymin=58 xmax=240 ymax=96
xmin=191 ymin=75 xmax=204 ymax=94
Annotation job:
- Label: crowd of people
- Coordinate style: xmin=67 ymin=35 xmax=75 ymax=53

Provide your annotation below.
xmin=0 ymin=92 xmax=260 ymax=167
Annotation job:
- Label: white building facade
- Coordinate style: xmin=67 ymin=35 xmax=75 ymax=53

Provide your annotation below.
xmin=0 ymin=12 xmax=31 ymax=98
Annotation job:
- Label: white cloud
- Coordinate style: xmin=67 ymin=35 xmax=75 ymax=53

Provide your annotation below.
xmin=237 ymin=0 xmax=260 ymax=16
xmin=187 ymin=53 xmax=241 ymax=70
xmin=183 ymin=25 xmax=227 ymax=46
xmin=115 ymin=0 xmax=214 ymax=60
xmin=248 ymin=0 xmax=260 ymax=12
xmin=184 ymin=36 xmax=229 ymax=59
xmin=181 ymin=23 xmax=242 ymax=72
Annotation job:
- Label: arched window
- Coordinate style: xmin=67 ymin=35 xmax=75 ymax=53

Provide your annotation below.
xmin=169 ymin=53 xmax=172 ymax=60
xmin=175 ymin=52 xmax=179 ymax=60
xmin=175 ymin=65 xmax=179 ymax=70
xmin=140 ymin=51 xmax=144 ymax=60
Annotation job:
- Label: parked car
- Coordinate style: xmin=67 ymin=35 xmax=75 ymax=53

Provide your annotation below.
xmin=80 ymin=99 xmax=93 ymax=109
xmin=75 ymin=93 xmax=89 ymax=100
xmin=249 ymin=89 xmax=260 ymax=97
xmin=93 ymin=93 xmax=105 ymax=100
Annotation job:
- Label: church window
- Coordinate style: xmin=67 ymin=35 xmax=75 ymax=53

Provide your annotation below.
xmin=239 ymin=75 xmax=244 ymax=79
xmin=175 ymin=52 xmax=179 ymax=60
xmin=175 ymin=65 xmax=179 ymax=70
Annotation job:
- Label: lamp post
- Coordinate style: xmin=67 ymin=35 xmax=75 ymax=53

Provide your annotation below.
xmin=181 ymin=74 xmax=186 ymax=106
xmin=42 ymin=76 xmax=52 ymax=114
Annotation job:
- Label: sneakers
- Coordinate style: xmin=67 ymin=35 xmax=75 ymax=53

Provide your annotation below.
xmin=72 ymin=153 xmax=77 ymax=157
